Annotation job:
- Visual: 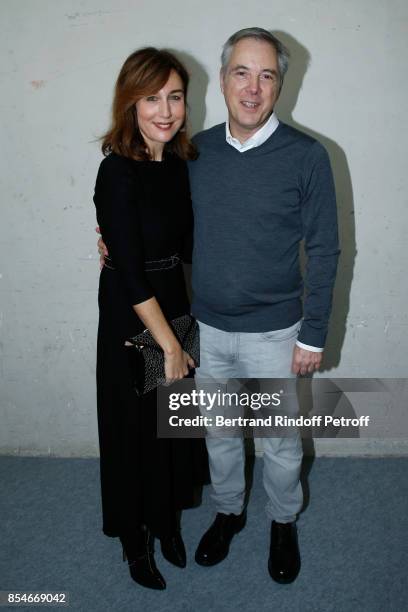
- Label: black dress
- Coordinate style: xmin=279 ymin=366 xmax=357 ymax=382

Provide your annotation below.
xmin=93 ymin=151 xmax=208 ymax=539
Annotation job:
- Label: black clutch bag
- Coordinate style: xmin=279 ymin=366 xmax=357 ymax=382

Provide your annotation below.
xmin=127 ymin=314 xmax=200 ymax=395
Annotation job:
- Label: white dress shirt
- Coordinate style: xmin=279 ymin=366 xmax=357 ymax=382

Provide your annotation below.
xmin=225 ymin=113 xmax=323 ymax=353
xmin=225 ymin=111 xmax=280 ymax=151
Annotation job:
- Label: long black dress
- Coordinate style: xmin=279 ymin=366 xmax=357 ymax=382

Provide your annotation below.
xmin=93 ymin=151 xmax=208 ymax=539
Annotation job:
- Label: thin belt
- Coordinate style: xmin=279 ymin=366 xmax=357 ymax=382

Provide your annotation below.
xmin=104 ymin=253 xmax=181 ymax=272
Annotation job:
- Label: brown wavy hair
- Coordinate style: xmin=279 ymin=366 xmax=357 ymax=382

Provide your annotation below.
xmin=101 ymin=47 xmax=197 ymax=161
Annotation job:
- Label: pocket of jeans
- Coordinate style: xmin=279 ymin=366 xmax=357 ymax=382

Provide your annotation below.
xmin=260 ymin=321 xmax=301 ymax=341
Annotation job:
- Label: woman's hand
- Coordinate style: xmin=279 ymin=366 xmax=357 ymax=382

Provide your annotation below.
xmin=164 ymin=346 xmax=195 ymax=385
xmin=129 ymin=294 xmax=195 ymax=387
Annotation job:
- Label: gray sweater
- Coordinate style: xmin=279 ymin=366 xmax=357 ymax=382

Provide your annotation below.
xmin=188 ymin=121 xmax=340 ymax=348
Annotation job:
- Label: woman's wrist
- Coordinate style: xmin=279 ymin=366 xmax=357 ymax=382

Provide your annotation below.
xmin=163 ymin=341 xmax=182 ymax=357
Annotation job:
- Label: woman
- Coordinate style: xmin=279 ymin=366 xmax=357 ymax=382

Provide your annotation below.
xmin=93 ymin=47 xmax=208 ymax=590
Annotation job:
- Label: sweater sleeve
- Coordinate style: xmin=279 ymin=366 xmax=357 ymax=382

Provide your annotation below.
xmin=298 ymin=142 xmax=340 ymax=348
xmin=93 ymin=155 xmax=154 ymax=306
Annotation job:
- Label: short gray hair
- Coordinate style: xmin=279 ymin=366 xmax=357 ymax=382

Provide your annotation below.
xmin=221 ymin=27 xmax=290 ymax=89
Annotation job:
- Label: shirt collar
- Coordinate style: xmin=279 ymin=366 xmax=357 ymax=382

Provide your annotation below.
xmin=225 ymin=112 xmax=279 ymax=152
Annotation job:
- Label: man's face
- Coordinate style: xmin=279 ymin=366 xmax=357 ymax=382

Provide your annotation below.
xmin=220 ymin=38 xmax=281 ymax=142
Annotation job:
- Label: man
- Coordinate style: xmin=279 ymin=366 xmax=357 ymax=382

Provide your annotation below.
xmin=188 ymin=28 xmax=339 ymax=584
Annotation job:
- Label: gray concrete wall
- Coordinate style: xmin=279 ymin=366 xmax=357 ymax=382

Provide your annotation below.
xmin=1 ymin=0 xmax=407 ymax=456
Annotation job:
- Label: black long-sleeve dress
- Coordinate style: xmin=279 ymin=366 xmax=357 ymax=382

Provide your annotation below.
xmin=93 ymin=151 xmax=208 ymax=539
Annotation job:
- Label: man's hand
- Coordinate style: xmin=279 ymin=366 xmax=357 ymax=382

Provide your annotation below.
xmin=291 ymin=346 xmax=322 ymax=376
xmin=96 ymin=226 xmax=109 ymax=270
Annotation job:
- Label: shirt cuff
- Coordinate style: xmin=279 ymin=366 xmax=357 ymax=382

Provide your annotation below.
xmin=296 ymin=341 xmax=323 ymax=353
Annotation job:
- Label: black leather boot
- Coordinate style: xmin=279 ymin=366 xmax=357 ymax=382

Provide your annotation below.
xmin=195 ymin=510 xmax=246 ymax=566
xmin=268 ymin=520 xmax=301 ymax=584
xmin=120 ymin=527 xmax=166 ymax=590
xmin=160 ymin=531 xmax=187 ymax=568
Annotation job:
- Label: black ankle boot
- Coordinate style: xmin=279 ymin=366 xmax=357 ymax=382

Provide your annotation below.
xmin=160 ymin=531 xmax=187 ymax=568
xmin=268 ymin=520 xmax=300 ymax=584
xmin=195 ymin=510 xmax=247 ymax=566
xmin=120 ymin=527 xmax=166 ymax=590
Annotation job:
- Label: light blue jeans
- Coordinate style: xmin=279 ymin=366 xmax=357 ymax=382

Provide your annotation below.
xmin=196 ymin=320 xmax=303 ymax=523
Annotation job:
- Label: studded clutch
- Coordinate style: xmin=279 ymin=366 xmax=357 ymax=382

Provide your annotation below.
xmin=127 ymin=314 xmax=200 ymax=396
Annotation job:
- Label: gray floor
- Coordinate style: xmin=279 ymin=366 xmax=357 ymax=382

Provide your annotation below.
xmin=0 ymin=456 xmax=407 ymax=611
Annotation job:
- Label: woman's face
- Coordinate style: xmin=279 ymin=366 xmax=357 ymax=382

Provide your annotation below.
xmin=136 ymin=70 xmax=186 ymax=156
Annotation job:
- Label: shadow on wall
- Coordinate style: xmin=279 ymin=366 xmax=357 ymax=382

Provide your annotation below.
xmin=174 ymin=38 xmax=358 ymax=470
xmin=272 ymin=31 xmax=357 ymax=468
xmin=168 ymin=49 xmax=209 ymax=135
xmin=273 ymin=30 xmax=356 ymax=373
xmin=176 ymin=34 xmax=356 ymax=374
xmin=168 ymin=49 xmax=209 ymax=299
